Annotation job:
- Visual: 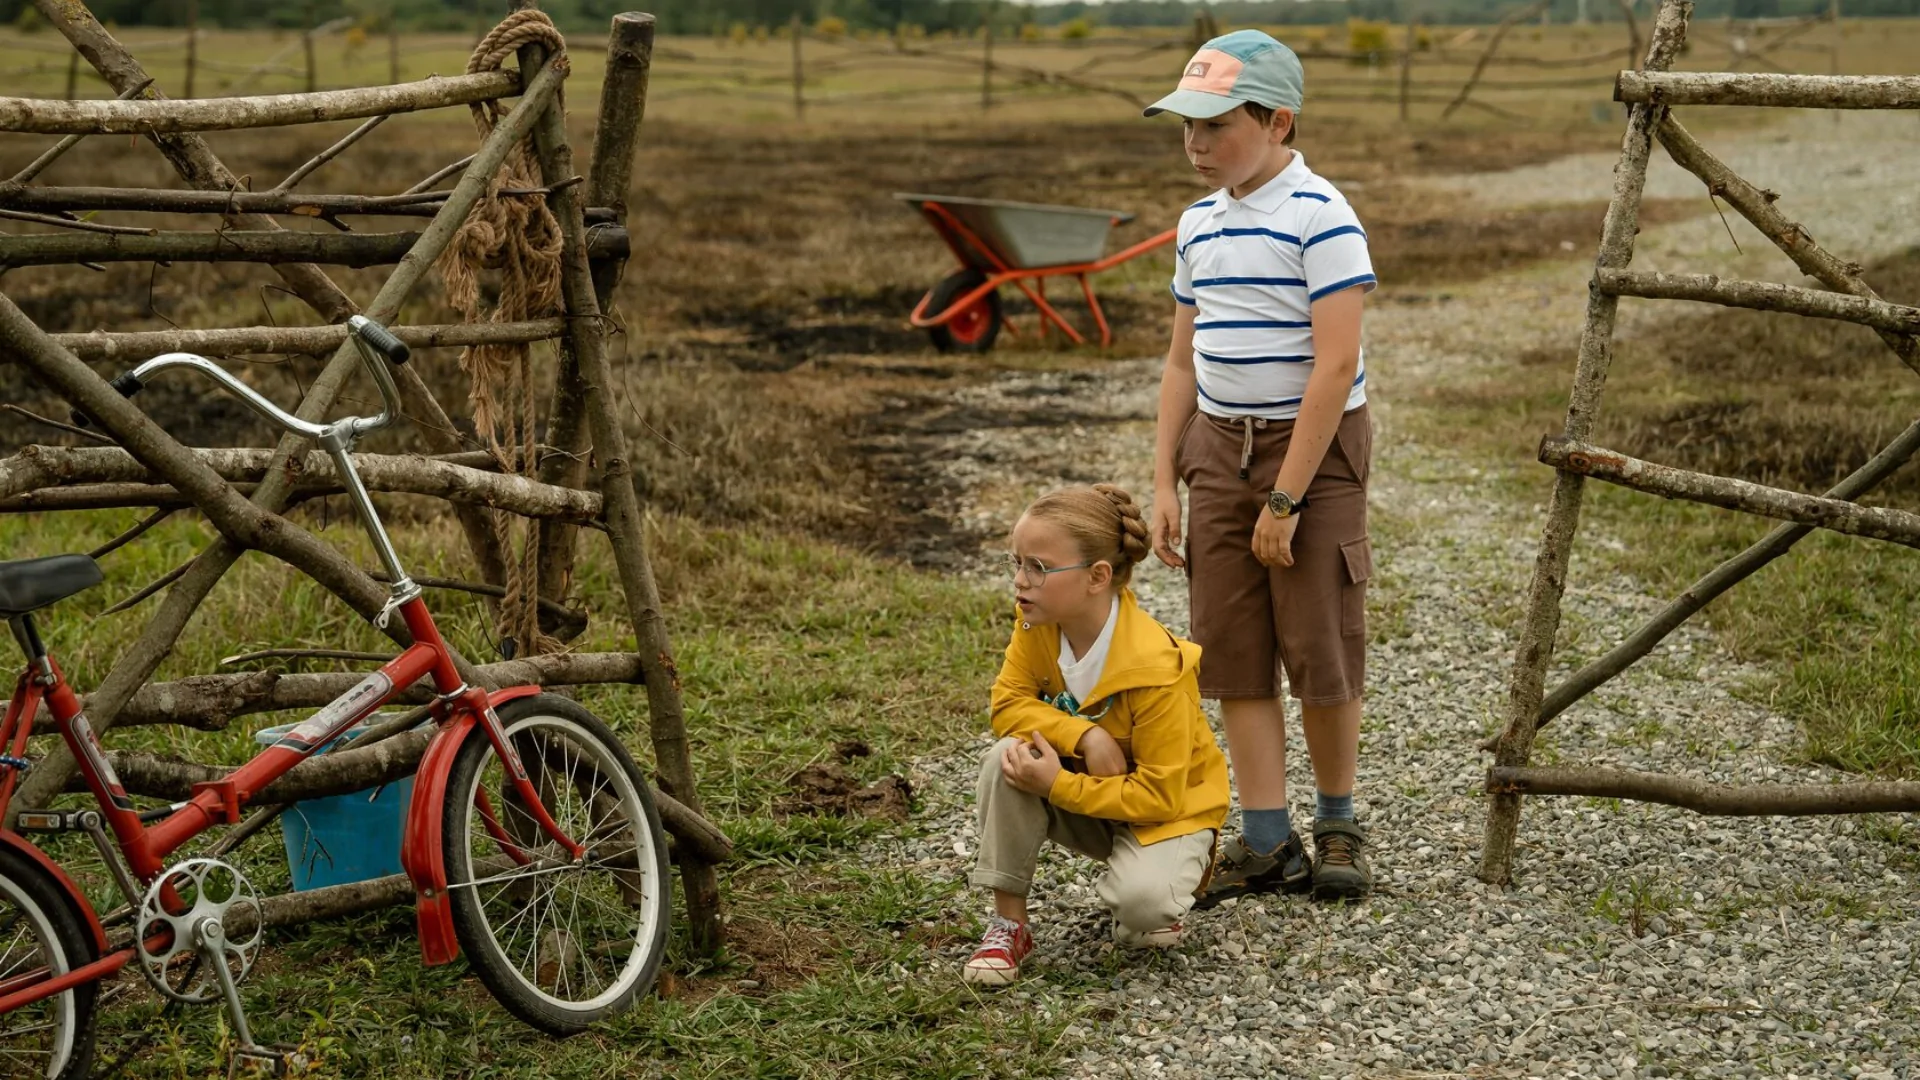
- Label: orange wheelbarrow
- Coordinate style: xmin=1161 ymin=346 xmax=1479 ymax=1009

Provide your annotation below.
xmin=895 ymin=192 xmax=1176 ymax=353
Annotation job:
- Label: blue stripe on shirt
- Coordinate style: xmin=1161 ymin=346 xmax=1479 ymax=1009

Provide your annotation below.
xmin=1170 ymin=284 xmax=1196 ymax=306
xmin=1303 ymin=225 xmax=1367 ymax=249
xmin=1180 ymin=227 xmax=1302 ymax=258
xmin=1193 ymin=318 xmax=1311 ymax=330
xmin=1187 ymin=198 xmax=1216 ymax=210
xmin=1292 ymin=191 xmax=1332 ymax=203
xmin=1196 ymin=369 xmax=1366 ymax=412
xmin=1191 ymin=276 xmax=1307 ymax=289
xmin=1197 ymin=350 xmax=1312 ymax=365
xmin=1308 ymin=273 xmax=1378 ymax=301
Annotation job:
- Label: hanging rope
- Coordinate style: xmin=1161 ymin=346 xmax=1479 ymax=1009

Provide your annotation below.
xmin=440 ymin=10 xmax=569 ymax=659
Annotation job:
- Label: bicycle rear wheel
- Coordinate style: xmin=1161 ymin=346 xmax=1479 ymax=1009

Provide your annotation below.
xmin=0 ymin=846 xmax=99 ymax=1080
xmin=441 ymin=695 xmax=671 ymax=1035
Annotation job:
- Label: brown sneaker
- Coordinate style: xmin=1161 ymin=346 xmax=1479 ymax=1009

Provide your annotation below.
xmin=1310 ymin=819 xmax=1372 ymax=902
xmin=1192 ymin=832 xmax=1310 ymax=911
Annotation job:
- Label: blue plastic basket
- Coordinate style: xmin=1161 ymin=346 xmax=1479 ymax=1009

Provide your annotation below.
xmin=255 ymin=719 xmax=415 ymax=892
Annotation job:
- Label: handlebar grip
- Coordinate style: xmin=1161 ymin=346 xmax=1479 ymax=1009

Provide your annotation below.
xmin=349 ymin=317 xmax=411 ymax=365
xmin=71 ymin=371 xmax=145 ymax=428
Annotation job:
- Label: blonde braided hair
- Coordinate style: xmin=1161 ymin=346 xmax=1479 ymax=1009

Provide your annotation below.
xmin=1025 ymin=484 xmax=1151 ymax=587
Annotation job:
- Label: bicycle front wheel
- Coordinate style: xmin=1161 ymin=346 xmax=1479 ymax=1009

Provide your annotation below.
xmin=441 ymin=694 xmax=672 ymax=1035
xmin=0 ymin=845 xmax=99 ymax=1080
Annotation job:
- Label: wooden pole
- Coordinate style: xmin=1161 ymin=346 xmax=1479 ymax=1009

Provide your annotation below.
xmin=983 ymin=1 xmax=994 ymax=111
xmin=1655 ymin=116 xmax=1920 ymax=376
xmin=389 ymin=2 xmax=401 ymax=85
xmin=507 ymin=3 xmax=726 ymax=955
xmin=1615 ymin=71 xmax=1920 ymax=109
xmin=0 ymin=225 xmax=626 ymax=269
xmin=184 ymin=0 xmax=198 ymax=99
xmin=538 ymin=12 xmax=655 ymax=634
xmin=1488 ymin=767 xmax=1920 ymax=815
xmin=1479 ymin=0 xmax=1693 ymax=887
xmin=1441 ymin=0 xmax=1550 ymax=120
xmin=1527 ymin=415 xmax=1920 ymax=735
xmin=48 ymin=318 xmax=564 ymax=361
xmin=0 ymin=70 xmax=523 ymax=135
xmin=1594 ymin=268 xmax=1920 ymax=334
xmin=305 ymin=1 xmax=318 ymax=93
xmin=1399 ymin=18 xmax=1417 ymax=122
xmin=1538 ymin=436 xmax=1920 ymax=549
xmin=790 ymin=12 xmax=805 ymax=119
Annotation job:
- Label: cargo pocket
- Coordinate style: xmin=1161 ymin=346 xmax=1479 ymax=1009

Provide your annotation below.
xmin=1339 ymin=536 xmax=1372 ymax=637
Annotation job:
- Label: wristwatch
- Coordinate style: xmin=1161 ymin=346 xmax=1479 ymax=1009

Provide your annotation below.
xmin=1267 ymin=489 xmax=1309 ymax=518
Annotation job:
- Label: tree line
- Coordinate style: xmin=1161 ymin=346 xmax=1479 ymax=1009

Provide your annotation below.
xmin=4 ymin=0 xmax=1914 ymax=35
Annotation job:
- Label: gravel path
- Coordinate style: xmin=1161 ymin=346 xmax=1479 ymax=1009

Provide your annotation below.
xmin=866 ymin=109 xmax=1920 ymax=1079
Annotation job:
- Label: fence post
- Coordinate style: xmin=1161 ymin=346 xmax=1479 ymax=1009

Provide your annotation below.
xmin=64 ymin=51 xmax=78 ymax=100
xmin=184 ymin=0 xmax=198 ymax=99
xmin=1399 ymin=18 xmax=1417 ymax=121
xmin=982 ymin=2 xmax=994 ymax=111
xmin=790 ymin=12 xmax=804 ymax=120
xmin=389 ymin=2 xmax=401 ymax=85
xmin=304 ymin=1 xmax=318 ymax=93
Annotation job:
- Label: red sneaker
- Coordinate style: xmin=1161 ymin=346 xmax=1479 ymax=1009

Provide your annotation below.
xmin=963 ymin=916 xmax=1033 ymax=986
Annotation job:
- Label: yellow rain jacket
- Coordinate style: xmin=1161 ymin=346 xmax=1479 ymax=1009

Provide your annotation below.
xmin=988 ymin=589 xmax=1229 ymax=845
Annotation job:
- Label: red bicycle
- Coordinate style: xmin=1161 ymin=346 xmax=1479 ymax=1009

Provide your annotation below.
xmin=0 ymin=317 xmax=671 ymax=1078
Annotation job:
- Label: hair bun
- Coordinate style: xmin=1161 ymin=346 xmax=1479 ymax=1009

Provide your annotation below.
xmin=1094 ymin=484 xmax=1151 ymax=567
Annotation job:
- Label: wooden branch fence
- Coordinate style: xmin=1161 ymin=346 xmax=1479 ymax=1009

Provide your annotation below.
xmin=1480 ymin=0 xmax=1920 ymax=887
xmin=0 ymin=6 xmax=1849 ymax=124
xmin=0 ymin=4 xmax=732 ymax=955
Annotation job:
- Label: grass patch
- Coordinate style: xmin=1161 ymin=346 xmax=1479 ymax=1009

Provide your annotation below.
xmin=0 ymin=506 xmax=1047 ymax=1077
xmin=1408 ymin=246 xmax=1920 ymax=777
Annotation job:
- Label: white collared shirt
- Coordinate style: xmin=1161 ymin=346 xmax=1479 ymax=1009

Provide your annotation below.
xmin=1170 ymin=151 xmax=1375 ymax=420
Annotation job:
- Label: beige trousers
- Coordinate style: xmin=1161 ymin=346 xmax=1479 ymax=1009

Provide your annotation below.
xmin=969 ymin=737 xmax=1214 ymax=943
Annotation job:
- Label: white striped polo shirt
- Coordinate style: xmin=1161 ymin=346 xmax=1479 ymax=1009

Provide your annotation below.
xmin=1169 ymin=151 xmax=1375 ymax=420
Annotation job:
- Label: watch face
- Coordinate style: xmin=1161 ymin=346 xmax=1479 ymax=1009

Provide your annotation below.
xmin=1268 ymin=491 xmax=1292 ymax=517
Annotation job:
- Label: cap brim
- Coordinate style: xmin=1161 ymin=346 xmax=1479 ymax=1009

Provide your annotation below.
xmin=1142 ymin=89 xmax=1245 ymax=119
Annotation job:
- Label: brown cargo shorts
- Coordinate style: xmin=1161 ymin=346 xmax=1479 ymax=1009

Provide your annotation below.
xmin=1175 ymin=404 xmax=1372 ymax=705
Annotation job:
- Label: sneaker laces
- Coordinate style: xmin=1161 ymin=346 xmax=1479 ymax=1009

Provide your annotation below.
xmin=979 ymin=916 xmax=1023 ymax=951
xmin=1319 ymin=832 xmax=1357 ymax=868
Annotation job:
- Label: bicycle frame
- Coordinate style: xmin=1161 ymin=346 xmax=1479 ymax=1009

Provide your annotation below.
xmin=0 ymin=319 xmax=586 ymax=1017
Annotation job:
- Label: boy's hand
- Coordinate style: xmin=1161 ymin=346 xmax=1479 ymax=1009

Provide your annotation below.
xmin=1077 ymin=726 xmax=1128 ymax=777
xmin=1001 ymin=733 xmax=1063 ymax=797
xmin=1253 ymin=510 xmax=1299 ymax=568
xmin=1151 ymin=487 xmax=1186 ymax=569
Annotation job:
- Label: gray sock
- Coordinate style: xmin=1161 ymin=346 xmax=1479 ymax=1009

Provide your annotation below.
xmin=1242 ymin=807 xmax=1293 ymax=854
xmin=1315 ymin=792 xmax=1355 ymax=822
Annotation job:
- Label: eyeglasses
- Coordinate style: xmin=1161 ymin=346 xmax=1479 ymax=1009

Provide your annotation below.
xmin=1004 ymin=554 xmax=1095 ymax=582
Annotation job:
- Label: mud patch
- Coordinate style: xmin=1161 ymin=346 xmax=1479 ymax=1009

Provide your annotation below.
xmin=775 ymin=762 xmax=913 ymax=823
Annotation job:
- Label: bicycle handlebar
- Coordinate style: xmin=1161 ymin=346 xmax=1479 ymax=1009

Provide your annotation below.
xmin=73 ymin=317 xmax=410 ymax=445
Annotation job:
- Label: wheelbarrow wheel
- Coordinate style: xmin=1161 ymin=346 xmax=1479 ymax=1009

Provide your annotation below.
xmin=926 ymin=269 xmax=1002 ymax=353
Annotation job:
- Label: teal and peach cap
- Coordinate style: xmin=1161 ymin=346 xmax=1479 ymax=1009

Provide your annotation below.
xmin=1143 ymin=29 xmax=1306 ymax=119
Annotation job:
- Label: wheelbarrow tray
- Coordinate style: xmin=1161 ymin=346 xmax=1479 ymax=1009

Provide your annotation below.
xmin=894 ymin=192 xmax=1136 ymax=271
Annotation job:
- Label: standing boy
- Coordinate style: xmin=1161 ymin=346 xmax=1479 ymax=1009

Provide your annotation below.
xmin=1145 ymin=30 xmax=1375 ymax=904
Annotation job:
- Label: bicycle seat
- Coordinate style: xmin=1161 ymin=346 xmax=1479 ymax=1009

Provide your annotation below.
xmin=0 ymin=555 xmax=103 ymax=617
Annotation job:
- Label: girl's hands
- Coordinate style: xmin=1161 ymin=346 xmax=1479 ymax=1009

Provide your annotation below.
xmin=1151 ymin=486 xmax=1186 ymax=569
xmin=1001 ymin=733 xmax=1063 ymax=796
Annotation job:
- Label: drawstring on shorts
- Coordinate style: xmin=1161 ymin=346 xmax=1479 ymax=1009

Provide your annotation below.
xmin=1236 ymin=416 xmax=1268 ymax=481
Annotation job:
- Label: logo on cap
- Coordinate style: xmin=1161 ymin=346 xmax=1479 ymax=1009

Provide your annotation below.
xmin=1185 ymin=61 xmax=1211 ymax=78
